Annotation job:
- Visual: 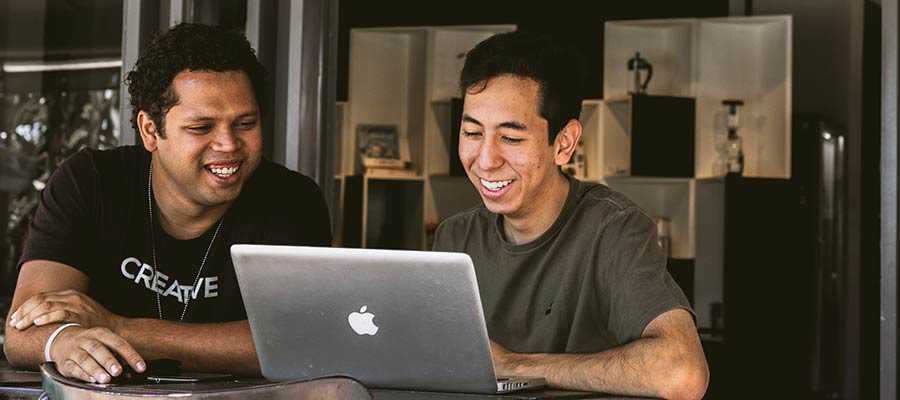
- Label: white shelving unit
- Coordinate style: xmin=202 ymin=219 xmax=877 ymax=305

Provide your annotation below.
xmin=595 ymin=15 xmax=792 ymax=180
xmin=581 ymin=15 xmax=792 ymax=329
xmin=695 ymin=16 xmax=792 ymax=179
xmin=341 ymin=24 xmax=516 ymax=249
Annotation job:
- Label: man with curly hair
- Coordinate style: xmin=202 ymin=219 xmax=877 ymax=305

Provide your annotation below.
xmin=3 ymin=23 xmax=332 ymax=383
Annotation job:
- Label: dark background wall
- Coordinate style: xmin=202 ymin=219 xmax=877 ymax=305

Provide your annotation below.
xmin=749 ymin=1 xmax=880 ymax=399
xmin=337 ymin=0 xmax=730 ymax=102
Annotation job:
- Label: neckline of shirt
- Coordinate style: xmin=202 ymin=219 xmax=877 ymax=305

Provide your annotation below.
xmin=492 ymin=174 xmax=583 ymax=255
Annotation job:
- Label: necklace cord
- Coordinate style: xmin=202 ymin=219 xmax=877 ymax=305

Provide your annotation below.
xmin=147 ymin=164 xmax=224 ymax=321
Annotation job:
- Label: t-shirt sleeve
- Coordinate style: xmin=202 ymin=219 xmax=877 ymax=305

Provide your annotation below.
xmin=19 ymin=150 xmax=98 ymax=274
xmin=596 ymin=206 xmax=693 ymax=344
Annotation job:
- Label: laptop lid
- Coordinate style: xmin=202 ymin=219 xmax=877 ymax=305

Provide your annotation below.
xmin=230 ymin=245 xmax=500 ymax=393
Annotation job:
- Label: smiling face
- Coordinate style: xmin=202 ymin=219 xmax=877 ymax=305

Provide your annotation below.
xmin=459 ymin=75 xmax=579 ymax=222
xmin=139 ymin=70 xmax=263 ymax=211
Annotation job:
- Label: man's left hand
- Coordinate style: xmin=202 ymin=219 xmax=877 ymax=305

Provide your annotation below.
xmin=8 ymin=290 xmax=122 ymax=331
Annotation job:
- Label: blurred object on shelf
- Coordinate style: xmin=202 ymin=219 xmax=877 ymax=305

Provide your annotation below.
xmin=356 ymin=123 xmax=411 ymax=173
xmin=717 ymin=99 xmax=745 ymax=175
xmin=626 ymin=52 xmax=653 ymax=94
xmin=713 ymin=99 xmax=769 ymax=177
xmin=655 ymin=216 xmax=671 ymax=257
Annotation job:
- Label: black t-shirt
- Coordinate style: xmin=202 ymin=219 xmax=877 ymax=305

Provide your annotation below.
xmin=21 ymin=145 xmax=332 ymax=322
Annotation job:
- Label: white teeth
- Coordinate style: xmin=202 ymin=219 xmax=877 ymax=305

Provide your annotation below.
xmin=480 ymin=178 xmax=512 ymax=191
xmin=209 ymin=165 xmax=239 ymax=177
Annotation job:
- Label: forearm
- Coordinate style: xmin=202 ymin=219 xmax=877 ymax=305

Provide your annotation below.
xmin=503 ymin=337 xmax=706 ymax=399
xmin=116 ymin=318 xmax=259 ymax=376
xmin=3 ymin=322 xmax=62 ymax=369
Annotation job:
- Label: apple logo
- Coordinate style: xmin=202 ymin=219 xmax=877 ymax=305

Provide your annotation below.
xmin=348 ymin=305 xmax=379 ymax=335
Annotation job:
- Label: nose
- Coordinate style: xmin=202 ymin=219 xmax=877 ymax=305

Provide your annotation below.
xmin=210 ymin=125 xmax=242 ymax=153
xmin=476 ymin=136 xmax=503 ymax=171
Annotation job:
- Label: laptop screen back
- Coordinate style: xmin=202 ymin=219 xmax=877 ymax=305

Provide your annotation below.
xmin=231 ymin=245 xmax=498 ymax=393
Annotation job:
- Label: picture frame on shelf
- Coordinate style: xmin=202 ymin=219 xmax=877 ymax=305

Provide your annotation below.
xmin=356 ymin=124 xmax=410 ymax=170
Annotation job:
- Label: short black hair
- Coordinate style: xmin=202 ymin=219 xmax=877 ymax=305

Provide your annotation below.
xmin=459 ymin=31 xmax=586 ymax=143
xmin=125 ymin=23 xmax=269 ymax=137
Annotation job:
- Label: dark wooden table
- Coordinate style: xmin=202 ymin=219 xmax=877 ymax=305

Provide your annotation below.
xmin=0 ymin=360 xmax=651 ymax=399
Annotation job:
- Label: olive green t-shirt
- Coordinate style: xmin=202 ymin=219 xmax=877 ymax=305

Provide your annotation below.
xmin=432 ymin=177 xmax=691 ymax=353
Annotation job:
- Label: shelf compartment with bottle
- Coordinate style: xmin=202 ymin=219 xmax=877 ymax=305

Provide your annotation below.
xmin=600 ymin=15 xmax=792 ymax=179
xmin=696 ymin=16 xmax=792 ymax=179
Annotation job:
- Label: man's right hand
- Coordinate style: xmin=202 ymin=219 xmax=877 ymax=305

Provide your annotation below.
xmin=49 ymin=326 xmax=146 ymax=383
xmin=9 ymin=290 xmax=123 ymax=331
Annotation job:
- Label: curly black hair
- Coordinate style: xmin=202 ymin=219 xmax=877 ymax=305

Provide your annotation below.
xmin=459 ymin=31 xmax=586 ymax=144
xmin=125 ymin=23 xmax=269 ymax=138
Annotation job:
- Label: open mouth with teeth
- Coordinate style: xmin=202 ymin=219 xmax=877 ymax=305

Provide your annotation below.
xmin=480 ymin=178 xmax=514 ymax=192
xmin=205 ymin=161 xmax=242 ymax=180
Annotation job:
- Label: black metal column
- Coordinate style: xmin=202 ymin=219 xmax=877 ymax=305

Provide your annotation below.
xmin=270 ymin=0 xmax=338 ymax=207
xmin=119 ymin=0 xmax=160 ymax=146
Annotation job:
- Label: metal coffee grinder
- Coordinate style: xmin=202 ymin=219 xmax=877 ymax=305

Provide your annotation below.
xmin=627 ymin=52 xmax=653 ymax=94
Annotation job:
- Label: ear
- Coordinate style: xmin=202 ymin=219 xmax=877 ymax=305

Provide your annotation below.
xmin=552 ymin=118 xmax=583 ymax=166
xmin=137 ymin=111 xmax=160 ymax=152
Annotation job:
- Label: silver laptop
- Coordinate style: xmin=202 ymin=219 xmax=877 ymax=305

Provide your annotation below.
xmin=230 ymin=244 xmax=546 ymax=394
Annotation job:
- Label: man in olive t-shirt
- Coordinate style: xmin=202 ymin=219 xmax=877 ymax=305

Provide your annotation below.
xmin=434 ymin=176 xmax=688 ymax=353
xmin=433 ymin=31 xmax=709 ymax=399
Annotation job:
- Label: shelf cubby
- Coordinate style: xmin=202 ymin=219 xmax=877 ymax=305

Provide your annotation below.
xmin=601 ymin=15 xmax=792 ymax=180
xmin=343 ymin=25 xmax=515 ymax=250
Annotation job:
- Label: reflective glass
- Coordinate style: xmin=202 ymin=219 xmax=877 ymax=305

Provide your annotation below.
xmin=0 ymin=1 xmax=123 ymax=306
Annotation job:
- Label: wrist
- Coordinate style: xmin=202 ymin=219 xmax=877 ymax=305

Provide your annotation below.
xmin=504 ymin=352 xmax=527 ymax=372
xmin=44 ymin=323 xmax=81 ymax=363
xmin=494 ymin=348 xmax=523 ymax=374
xmin=504 ymin=351 xmax=547 ymax=378
xmin=111 ymin=315 xmax=134 ymax=338
xmin=108 ymin=314 xmax=126 ymax=334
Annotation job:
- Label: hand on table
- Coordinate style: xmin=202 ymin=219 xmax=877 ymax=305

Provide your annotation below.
xmin=8 ymin=290 xmax=123 ymax=331
xmin=48 ymin=325 xmax=146 ymax=383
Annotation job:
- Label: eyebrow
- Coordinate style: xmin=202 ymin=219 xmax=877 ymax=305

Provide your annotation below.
xmin=182 ymin=112 xmax=258 ymax=123
xmin=462 ymin=114 xmax=482 ymax=126
xmin=461 ymin=113 xmax=527 ymax=131
xmin=498 ymin=121 xmax=527 ymax=131
xmin=183 ymin=116 xmax=215 ymax=123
